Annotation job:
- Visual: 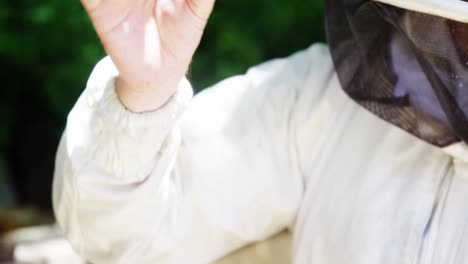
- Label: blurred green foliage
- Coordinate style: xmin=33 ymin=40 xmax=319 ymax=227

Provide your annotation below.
xmin=193 ymin=0 xmax=325 ymax=88
xmin=0 ymin=0 xmax=325 ymax=208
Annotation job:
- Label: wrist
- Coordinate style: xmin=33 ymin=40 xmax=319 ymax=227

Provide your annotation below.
xmin=115 ymin=76 xmax=180 ymax=113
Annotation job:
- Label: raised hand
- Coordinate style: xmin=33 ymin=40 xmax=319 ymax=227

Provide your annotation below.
xmin=81 ymin=0 xmax=216 ymax=111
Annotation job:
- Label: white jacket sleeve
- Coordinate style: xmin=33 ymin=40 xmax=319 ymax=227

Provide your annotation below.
xmin=53 ymin=44 xmax=331 ymax=264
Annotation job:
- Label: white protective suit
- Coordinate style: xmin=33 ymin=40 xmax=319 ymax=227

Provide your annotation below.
xmin=53 ymin=1 xmax=468 ymax=263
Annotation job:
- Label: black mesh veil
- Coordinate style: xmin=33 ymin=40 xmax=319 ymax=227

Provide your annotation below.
xmin=324 ymin=0 xmax=468 ymax=146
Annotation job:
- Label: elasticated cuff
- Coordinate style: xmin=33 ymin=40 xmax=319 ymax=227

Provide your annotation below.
xmin=84 ymin=56 xmax=193 ymax=137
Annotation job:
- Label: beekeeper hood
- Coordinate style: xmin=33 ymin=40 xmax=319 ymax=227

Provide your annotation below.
xmin=324 ymin=0 xmax=468 ymax=146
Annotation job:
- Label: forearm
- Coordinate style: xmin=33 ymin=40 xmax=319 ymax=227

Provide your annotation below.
xmin=53 ymin=57 xmax=193 ymax=263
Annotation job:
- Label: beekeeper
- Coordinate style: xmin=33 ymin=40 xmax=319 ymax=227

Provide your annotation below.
xmin=53 ymin=0 xmax=468 ymax=263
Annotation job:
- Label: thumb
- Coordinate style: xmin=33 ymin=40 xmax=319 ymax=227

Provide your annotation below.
xmin=186 ymin=0 xmax=216 ymax=21
xmin=80 ymin=0 xmax=102 ymax=12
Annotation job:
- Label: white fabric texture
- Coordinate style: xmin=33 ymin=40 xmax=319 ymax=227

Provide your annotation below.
xmin=374 ymin=0 xmax=468 ymax=23
xmin=53 ymin=44 xmax=468 ymax=264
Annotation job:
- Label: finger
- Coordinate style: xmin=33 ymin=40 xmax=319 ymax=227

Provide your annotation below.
xmin=82 ymin=0 xmax=136 ymax=35
xmin=185 ymin=0 xmax=216 ymax=21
